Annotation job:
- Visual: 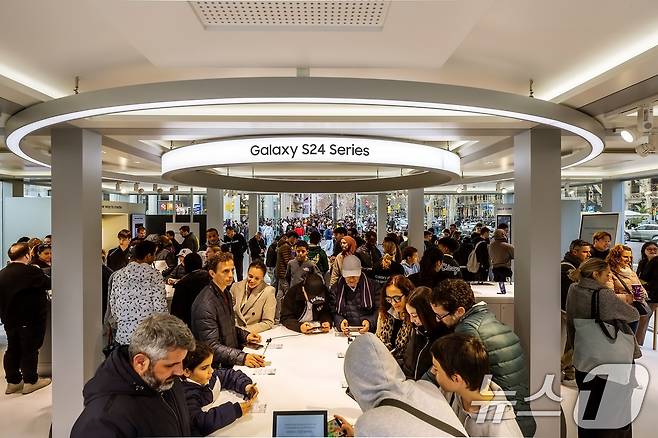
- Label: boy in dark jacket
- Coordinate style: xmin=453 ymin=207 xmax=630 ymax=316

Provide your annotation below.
xmin=181 ymin=342 xmax=258 ymax=436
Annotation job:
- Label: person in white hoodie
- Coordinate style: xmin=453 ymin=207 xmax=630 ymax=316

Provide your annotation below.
xmin=335 ymin=332 xmax=467 ymax=437
xmin=430 ymin=333 xmax=523 ymax=437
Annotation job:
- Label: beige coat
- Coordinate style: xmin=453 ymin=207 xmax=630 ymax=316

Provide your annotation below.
xmin=231 ymin=279 xmax=276 ymax=333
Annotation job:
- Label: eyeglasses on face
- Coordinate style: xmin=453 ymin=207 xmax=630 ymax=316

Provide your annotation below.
xmin=385 ymin=295 xmax=404 ymax=304
xmin=435 ymin=311 xmax=452 ymax=322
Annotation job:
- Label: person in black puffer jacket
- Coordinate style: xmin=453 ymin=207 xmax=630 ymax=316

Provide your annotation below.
xmin=190 ymin=253 xmax=265 ymax=369
xmin=430 ymin=279 xmax=536 ymax=438
xmin=181 ymin=342 xmax=258 ymax=436
xmin=71 ymin=314 xmax=195 ymax=438
xmin=281 ymin=273 xmax=333 ymax=333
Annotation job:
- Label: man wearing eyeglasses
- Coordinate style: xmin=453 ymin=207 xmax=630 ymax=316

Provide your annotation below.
xmin=0 ymin=243 xmax=52 ymax=394
xmin=429 ymin=279 xmax=535 ymax=438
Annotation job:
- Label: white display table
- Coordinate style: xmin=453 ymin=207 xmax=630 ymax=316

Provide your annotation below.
xmin=211 ymin=325 xmax=363 ymax=436
xmin=470 ymin=282 xmax=515 ymax=330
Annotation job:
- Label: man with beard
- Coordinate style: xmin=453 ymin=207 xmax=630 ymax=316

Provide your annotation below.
xmin=71 ymin=314 xmax=196 ymax=437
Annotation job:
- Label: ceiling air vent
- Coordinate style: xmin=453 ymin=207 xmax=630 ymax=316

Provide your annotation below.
xmin=190 ymin=1 xmax=390 ymax=30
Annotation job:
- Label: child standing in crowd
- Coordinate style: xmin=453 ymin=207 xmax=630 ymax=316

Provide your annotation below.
xmin=181 ymin=343 xmax=259 ymax=436
xmin=430 ymin=333 xmax=523 ymax=437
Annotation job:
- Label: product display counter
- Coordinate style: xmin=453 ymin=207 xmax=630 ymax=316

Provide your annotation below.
xmin=211 ymin=325 xmax=363 ymax=436
xmin=470 ymin=282 xmax=515 ymax=330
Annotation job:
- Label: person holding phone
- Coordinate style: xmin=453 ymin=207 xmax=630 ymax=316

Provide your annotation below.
xmin=280 ymin=273 xmax=333 ymax=334
xmin=328 ymin=255 xmax=379 ymax=335
xmin=181 ymin=342 xmax=259 ymax=436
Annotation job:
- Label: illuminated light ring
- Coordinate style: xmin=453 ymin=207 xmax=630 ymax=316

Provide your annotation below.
xmin=5 ymin=78 xmax=606 ymax=172
xmin=160 ymin=136 xmax=461 ymax=192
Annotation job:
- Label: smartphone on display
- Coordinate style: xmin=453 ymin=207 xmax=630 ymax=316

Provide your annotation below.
xmin=498 ymin=282 xmax=506 ymax=294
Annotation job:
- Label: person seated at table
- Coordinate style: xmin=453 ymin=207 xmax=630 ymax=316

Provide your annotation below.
xmin=375 ymin=274 xmax=413 ymax=361
xmin=231 ymin=260 xmax=276 ymax=333
xmin=334 ymin=333 xmax=466 ymax=437
xmin=181 ymin=342 xmax=259 ymax=436
xmin=430 ymin=333 xmax=523 ymax=437
xmin=401 ymin=286 xmax=449 ymax=380
xmin=281 ymin=273 xmax=332 ymax=334
xmin=328 ymin=255 xmax=379 ymax=335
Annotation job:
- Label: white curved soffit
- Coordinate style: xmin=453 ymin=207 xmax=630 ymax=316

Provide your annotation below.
xmin=5 ymin=77 xmax=606 ymax=170
xmin=161 ymin=135 xmax=461 ymax=192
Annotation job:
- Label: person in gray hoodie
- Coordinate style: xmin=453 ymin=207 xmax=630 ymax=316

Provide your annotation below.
xmin=336 ymin=333 xmax=467 ymax=437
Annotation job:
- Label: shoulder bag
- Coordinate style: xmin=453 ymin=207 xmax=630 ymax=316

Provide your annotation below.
xmin=572 ymin=288 xmax=636 ymax=385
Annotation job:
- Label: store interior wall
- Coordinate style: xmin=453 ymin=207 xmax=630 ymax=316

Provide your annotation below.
xmin=101 ymin=215 xmax=129 ymax=252
xmin=561 ymin=199 xmax=582 ymax=255
xmin=1 ymin=197 xmax=51 ymax=265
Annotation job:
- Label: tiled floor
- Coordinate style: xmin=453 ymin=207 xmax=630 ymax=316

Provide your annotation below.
xmin=1 ymin=321 xmax=657 ymax=437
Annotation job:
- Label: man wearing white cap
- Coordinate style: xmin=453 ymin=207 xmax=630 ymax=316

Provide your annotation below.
xmin=328 ymin=255 xmax=380 ymax=335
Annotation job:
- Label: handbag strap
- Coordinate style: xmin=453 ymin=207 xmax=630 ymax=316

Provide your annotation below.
xmin=377 ymin=398 xmax=466 ymax=437
xmin=590 ymin=289 xmax=618 ymax=341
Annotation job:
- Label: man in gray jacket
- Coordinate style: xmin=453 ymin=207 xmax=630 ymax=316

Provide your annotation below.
xmin=282 ymin=240 xmax=322 ymax=292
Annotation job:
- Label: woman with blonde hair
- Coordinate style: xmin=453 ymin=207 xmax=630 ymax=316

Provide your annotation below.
xmin=606 ymin=244 xmax=651 ymax=343
xmin=566 ymin=257 xmax=639 ymax=438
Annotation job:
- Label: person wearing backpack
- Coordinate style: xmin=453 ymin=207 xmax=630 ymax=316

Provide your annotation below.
xmin=466 ymin=227 xmax=490 ymax=281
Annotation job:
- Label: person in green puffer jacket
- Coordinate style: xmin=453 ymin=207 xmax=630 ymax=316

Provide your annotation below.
xmin=430 ymin=279 xmax=536 ymax=437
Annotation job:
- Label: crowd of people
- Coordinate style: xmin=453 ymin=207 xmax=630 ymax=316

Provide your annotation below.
xmin=0 ymin=217 xmax=649 ymax=438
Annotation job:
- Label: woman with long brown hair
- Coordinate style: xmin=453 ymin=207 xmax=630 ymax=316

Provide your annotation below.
xmin=400 ymin=286 xmax=449 ymax=380
xmin=375 ymin=275 xmax=413 ymax=360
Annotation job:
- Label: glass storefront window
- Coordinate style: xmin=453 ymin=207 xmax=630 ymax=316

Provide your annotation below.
xmin=356 ymin=194 xmax=377 ymax=233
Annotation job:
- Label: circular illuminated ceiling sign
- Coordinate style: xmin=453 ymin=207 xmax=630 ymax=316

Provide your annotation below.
xmin=162 ymin=136 xmax=461 ymax=192
xmin=4 ymin=77 xmax=606 ymax=186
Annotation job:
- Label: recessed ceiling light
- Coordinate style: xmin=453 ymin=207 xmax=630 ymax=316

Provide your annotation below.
xmin=620 ymin=129 xmax=635 ymax=143
xmin=134 ymin=161 xmax=140 ymax=164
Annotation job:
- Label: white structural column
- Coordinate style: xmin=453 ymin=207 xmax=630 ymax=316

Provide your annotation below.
xmin=514 ymin=128 xmax=561 ymax=436
xmin=602 ymin=180 xmax=626 ymax=244
xmin=51 ymin=128 xmax=103 ymax=438
xmin=447 ymin=194 xmax=457 ymax=225
xmin=248 ymin=193 xmax=259 ymax=238
xmin=377 ymin=193 xmax=387 ymax=239
xmin=408 ymin=188 xmax=425 ymax=256
xmin=206 ymin=188 xmax=224 ymax=237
